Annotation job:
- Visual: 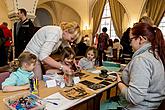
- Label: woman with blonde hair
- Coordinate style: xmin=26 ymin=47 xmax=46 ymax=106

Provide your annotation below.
xmin=25 ymin=21 xmax=80 ymax=80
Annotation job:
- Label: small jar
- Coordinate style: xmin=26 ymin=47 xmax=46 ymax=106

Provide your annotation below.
xmin=99 ymin=69 xmax=108 ymax=78
xmin=64 ymin=73 xmax=74 ymax=87
xmin=29 ymin=77 xmax=39 ymax=95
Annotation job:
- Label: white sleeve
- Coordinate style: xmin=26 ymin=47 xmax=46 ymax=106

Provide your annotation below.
xmin=38 ymin=32 xmax=60 ymax=61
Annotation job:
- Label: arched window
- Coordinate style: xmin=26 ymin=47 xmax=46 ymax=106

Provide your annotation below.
xmin=98 ymin=1 xmax=118 ymax=41
xmin=158 ymin=14 xmax=165 ymax=38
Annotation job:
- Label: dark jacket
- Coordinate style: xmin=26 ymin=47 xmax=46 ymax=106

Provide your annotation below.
xmin=14 ymin=19 xmax=34 ymax=57
xmin=97 ymin=33 xmax=109 ymax=51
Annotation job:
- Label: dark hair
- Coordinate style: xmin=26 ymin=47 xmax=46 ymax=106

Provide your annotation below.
xmin=108 ymin=39 xmax=113 ymax=47
xmin=10 ymin=51 xmax=37 ymax=71
xmin=85 ymin=46 xmax=98 ymax=58
xmin=102 ymin=27 xmax=107 ymax=32
xmin=18 ymin=8 xmax=27 ymax=16
xmin=2 ymin=22 xmax=8 ymax=27
xmin=114 ymin=38 xmax=119 ymax=43
xmin=131 ymin=23 xmax=165 ymax=68
xmin=61 ymin=47 xmax=75 ymax=61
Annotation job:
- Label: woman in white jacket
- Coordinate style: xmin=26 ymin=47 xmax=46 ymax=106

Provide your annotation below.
xmin=25 ymin=22 xmax=80 ymax=80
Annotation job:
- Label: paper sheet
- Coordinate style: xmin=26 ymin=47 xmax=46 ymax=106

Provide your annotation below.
xmin=44 ymin=92 xmax=80 ymax=110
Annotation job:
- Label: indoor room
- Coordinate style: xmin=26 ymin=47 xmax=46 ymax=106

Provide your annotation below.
xmin=0 ymin=0 xmax=165 ymax=110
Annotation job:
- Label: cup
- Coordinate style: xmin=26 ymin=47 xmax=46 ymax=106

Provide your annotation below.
xmin=99 ymin=69 xmax=108 ymax=78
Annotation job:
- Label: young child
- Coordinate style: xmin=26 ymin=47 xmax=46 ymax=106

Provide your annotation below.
xmin=2 ymin=51 xmax=37 ymax=92
xmin=78 ymin=47 xmax=98 ymax=70
xmin=46 ymin=47 xmax=76 ymax=74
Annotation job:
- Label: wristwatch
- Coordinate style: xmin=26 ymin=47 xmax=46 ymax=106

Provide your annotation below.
xmin=59 ymin=65 xmax=63 ymax=71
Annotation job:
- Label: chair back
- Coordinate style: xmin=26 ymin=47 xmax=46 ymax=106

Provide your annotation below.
xmin=0 ymin=72 xmax=10 ymax=90
xmin=157 ymin=99 xmax=165 ymax=110
xmin=112 ymin=49 xmax=117 ymax=61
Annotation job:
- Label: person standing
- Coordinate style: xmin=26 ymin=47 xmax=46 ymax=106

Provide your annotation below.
xmin=0 ymin=22 xmax=12 ymax=63
xmin=14 ymin=8 xmax=34 ymax=58
xmin=0 ymin=28 xmax=6 ymax=66
xmin=25 ymin=21 xmax=80 ymax=80
xmin=97 ymin=27 xmax=109 ymax=66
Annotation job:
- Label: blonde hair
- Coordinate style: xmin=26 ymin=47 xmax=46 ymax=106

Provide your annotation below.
xmin=139 ymin=16 xmax=154 ymax=26
xmin=60 ymin=21 xmax=80 ymax=41
xmin=10 ymin=51 xmax=37 ymax=72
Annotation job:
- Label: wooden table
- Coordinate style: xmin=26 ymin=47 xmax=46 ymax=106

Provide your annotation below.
xmin=0 ymin=70 xmax=118 ymax=110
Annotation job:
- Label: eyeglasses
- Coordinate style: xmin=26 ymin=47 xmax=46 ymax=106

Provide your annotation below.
xmin=129 ymin=37 xmax=137 ymax=42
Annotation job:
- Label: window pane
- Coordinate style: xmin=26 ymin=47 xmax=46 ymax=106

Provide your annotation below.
xmin=102 ymin=3 xmax=110 ymax=17
xmin=158 ymin=16 xmax=165 ymax=38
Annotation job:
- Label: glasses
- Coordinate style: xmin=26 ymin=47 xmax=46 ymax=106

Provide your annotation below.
xmin=129 ymin=37 xmax=137 ymax=42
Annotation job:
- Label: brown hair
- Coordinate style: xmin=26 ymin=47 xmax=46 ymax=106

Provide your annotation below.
xmin=85 ymin=46 xmax=98 ymax=58
xmin=131 ymin=23 xmax=165 ymax=68
xmin=61 ymin=47 xmax=75 ymax=61
xmin=10 ymin=51 xmax=37 ymax=71
xmin=18 ymin=8 xmax=27 ymax=16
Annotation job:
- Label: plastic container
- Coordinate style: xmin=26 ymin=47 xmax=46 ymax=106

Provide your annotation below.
xmin=3 ymin=92 xmax=46 ymax=110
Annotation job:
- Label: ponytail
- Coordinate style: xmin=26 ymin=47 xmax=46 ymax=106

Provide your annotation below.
xmin=153 ymin=27 xmax=165 ymax=68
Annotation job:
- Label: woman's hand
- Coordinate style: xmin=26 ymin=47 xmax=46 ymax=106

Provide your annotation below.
xmin=62 ymin=65 xmax=73 ymax=75
xmin=116 ymin=73 xmax=122 ymax=83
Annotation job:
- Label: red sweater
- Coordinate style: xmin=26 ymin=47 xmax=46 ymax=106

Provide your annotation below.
xmin=0 ymin=24 xmax=12 ymax=47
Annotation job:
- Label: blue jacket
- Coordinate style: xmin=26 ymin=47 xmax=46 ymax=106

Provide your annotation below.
xmin=2 ymin=68 xmax=34 ymax=88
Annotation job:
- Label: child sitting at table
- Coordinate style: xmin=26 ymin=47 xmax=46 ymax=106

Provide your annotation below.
xmin=46 ymin=47 xmax=77 ymax=74
xmin=78 ymin=46 xmax=98 ymax=70
xmin=2 ymin=51 xmax=37 ymax=92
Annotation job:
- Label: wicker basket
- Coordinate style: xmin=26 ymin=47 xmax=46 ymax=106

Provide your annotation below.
xmin=3 ymin=92 xmax=46 ymax=110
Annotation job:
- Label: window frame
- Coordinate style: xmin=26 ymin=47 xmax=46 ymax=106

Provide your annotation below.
xmin=158 ymin=14 xmax=165 ymax=39
xmin=98 ymin=1 xmax=119 ymax=41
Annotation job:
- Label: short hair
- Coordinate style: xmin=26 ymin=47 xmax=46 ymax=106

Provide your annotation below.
xmin=18 ymin=8 xmax=27 ymax=16
xmin=114 ymin=38 xmax=119 ymax=43
xmin=102 ymin=27 xmax=107 ymax=32
xmin=2 ymin=22 xmax=8 ymax=27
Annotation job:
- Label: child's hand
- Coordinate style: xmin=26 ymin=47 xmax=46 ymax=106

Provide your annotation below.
xmin=23 ymin=84 xmax=30 ymax=90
